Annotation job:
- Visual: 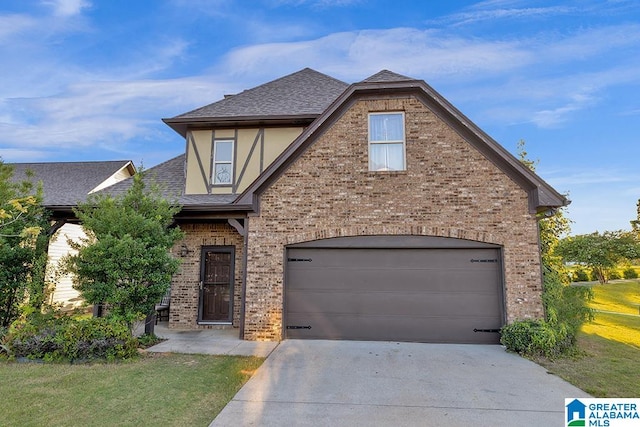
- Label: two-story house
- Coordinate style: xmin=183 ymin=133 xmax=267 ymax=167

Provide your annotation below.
xmin=105 ymin=68 xmax=568 ymax=343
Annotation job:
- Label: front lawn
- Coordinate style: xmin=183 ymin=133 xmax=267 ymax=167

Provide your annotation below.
xmin=535 ymin=332 xmax=640 ymax=397
xmin=0 ymin=353 xmax=263 ymax=427
xmin=534 ymin=279 xmax=640 ymax=397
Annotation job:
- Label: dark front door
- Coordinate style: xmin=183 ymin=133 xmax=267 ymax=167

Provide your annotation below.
xmin=199 ymin=246 xmax=234 ymax=323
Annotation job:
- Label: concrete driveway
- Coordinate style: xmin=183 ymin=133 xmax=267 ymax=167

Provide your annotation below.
xmin=211 ymin=340 xmax=590 ymax=426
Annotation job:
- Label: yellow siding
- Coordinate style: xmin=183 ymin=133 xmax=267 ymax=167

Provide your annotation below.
xmin=263 ymin=127 xmax=303 ymax=165
xmin=46 ymin=223 xmax=87 ymax=310
xmin=215 ymin=129 xmax=235 ymax=138
xmin=185 ymin=130 xmax=212 ymax=194
xmin=235 ymin=129 xmax=262 ymax=193
xmin=211 ymin=186 xmax=232 ymax=194
xmin=183 ymin=126 xmax=303 ymax=194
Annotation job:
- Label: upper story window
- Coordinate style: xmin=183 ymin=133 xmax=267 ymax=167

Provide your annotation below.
xmin=213 ymin=140 xmax=234 ymax=185
xmin=368 ymin=112 xmax=406 ymax=172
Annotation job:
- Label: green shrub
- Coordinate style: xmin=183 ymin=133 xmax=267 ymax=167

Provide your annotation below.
xmin=504 ymin=269 xmax=594 ymax=358
xmin=500 ymin=320 xmax=559 ymax=357
xmin=572 ymin=267 xmax=590 ymax=282
xmin=136 ymin=333 xmax=163 ymax=349
xmin=5 ymin=316 xmax=137 ymax=362
xmin=608 ymin=269 xmax=621 ymax=280
xmin=623 ymin=267 xmax=638 ymax=279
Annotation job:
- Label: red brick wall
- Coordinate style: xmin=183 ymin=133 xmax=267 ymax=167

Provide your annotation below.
xmin=169 ymin=222 xmax=243 ymax=329
xmin=243 ymin=96 xmax=543 ymax=341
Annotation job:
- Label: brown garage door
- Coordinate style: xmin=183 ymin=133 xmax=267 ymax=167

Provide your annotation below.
xmin=285 ymin=237 xmax=504 ymax=344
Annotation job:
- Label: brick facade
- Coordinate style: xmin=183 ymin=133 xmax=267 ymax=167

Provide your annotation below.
xmin=243 ymin=96 xmax=543 ymax=341
xmin=168 ymin=222 xmax=243 ymax=330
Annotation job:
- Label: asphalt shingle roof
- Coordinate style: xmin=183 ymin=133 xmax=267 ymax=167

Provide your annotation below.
xmin=361 ymin=70 xmax=414 ymax=83
xmin=173 ymin=68 xmax=349 ymax=120
xmin=101 ymin=155 xmax=237 ymax=208
xmin=10 ymin=161 xmax=133 ymax=207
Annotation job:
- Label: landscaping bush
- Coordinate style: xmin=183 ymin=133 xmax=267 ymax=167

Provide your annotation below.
xmin=500 ymin=320 xmax=559 ymax=358
xmin=137 ymin=333 xmax=163 ymax=349
xmin=608 ymin=269 xmax=621 ymax=280
xmin=623 ymin=267 xmax=638 ymax=279
xmin=572 ymin=267 xmax=590 ymax=282
xmin=5 ymin=315 xmax=137 ymax=362
xmin=503 ymin=268 xmax=593 ymax=358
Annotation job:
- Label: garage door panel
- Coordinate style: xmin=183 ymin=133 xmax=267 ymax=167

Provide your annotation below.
xmin=285 ymin=245 xmax=504 ymax=344
xmin=286 ymin=312 xmax=500 ymax=344
xmin=288 ymin=268 xmax=499 ymax=293
xmin=287 ymin=290 xmax=500 ymax=317
xmin=288 ymin=248 xmax=499 ymax=270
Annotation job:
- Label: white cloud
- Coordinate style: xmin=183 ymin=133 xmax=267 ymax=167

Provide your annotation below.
xmin=42 ymin=0 xmax=91 ymax=17
xmin=0 ymin=14 xmax=37 ymax=42
xmin=267 ymin=0 xmax=361 ymax=7
xmin=531 ymin=91 xmax=597 ymax=128
xmin=543 ymin=169 xmax=637 ymax=187
xmin=222 ymin=28 xmax=533 ymax=81
xmin=0 ymin=77 xmax=235 ymax=159
xmin=434 ymin=5 xmax=573 ymax=27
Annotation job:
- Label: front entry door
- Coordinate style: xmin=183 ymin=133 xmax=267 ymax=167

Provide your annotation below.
xmin=199 ymin=246 xmax=234 ymax=323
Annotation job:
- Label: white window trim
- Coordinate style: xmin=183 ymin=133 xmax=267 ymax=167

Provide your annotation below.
xmin=368 ymin=112 xmax=406 ymax=171
xmin=212 ymin=139 xmax=234 ymax=185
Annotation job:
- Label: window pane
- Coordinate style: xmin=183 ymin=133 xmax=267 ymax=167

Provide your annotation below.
xmin=214 ymin=163 xmax=232 ymax=184
xmin=215 ymin=141 xmax=233 ymax=161
xmin=370 ymin=143 xmax=404 ymax=171
xmin=370 ymin=144 xmax=387 ymax=171
xmin=386 ymin=143 xmax=404 ymax=170
xmin=370 ymin=114 xmax=403 ymax=141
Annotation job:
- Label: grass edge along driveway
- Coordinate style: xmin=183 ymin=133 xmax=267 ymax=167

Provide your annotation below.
xmin=534 ymin=279 xmax=640 ymax=398
xmin=0 ymin=352 xmax=264 ymax=427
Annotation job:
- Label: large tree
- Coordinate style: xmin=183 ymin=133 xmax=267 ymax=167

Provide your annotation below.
xmin=0 ymin=160 xmax=49 ymax=327
xmin=66 ymin=171 xmax=183 ymax=328
xmin=556 ymin=231 xmax=640 ymax=284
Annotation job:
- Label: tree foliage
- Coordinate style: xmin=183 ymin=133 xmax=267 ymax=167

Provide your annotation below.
xmin=66 ymin=172 xmax=183 ymax=327
xmin=0 ymin=160 xmax=49 ymax=327
xmin=556 ymin=231 xmax=640 ymax=284
xmin=501 ymin=141 xmax=593 ymax=357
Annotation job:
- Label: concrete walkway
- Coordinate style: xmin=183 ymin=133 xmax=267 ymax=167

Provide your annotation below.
xmin=142 ymin=322 xmax=278 ymax=358
xmin=210 ymin=340 xmax=590 ymax=426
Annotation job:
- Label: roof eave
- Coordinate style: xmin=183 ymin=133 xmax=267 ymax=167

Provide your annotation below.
xmin=179 ymin=203 xmax=253 ymax=212
xmin=234 ymin=78 xmax=568 ymax=214
xmin=162 ymin=114 xmax=320 ymax=137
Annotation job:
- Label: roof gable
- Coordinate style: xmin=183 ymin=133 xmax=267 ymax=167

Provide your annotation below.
xmin=235 ymin=71 xmax=568 ymax=214
xmin=164 ymin=68 xmax=349 ymax=136
xmin=10 ymin=160 xmax=135 ymax=207
xmin=362 ymin=70 xmax=413 ymax=83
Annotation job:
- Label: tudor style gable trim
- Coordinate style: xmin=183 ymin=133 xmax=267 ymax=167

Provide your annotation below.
xmin=234 ymin=75 xmax=568 ymax=214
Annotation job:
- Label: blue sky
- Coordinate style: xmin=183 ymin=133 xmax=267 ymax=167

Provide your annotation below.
xmin=1 ymin=0 xmax=639 ymax=235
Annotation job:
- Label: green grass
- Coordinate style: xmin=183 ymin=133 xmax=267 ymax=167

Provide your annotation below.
xmin=589 ymin=280 xmax=640 ymax=315
xmin=0 ymin=353 xmax=263 ymax=427
xmin=534 ymin=279 xmax=640 ymax=397
xmin=583 ymin=280 xmax=640 ymax=347
xmin=535 ymin=333 xmax=640 ymax=397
